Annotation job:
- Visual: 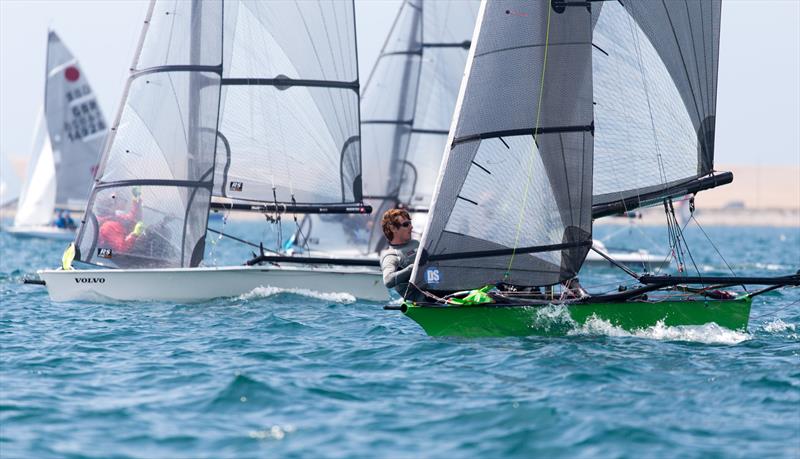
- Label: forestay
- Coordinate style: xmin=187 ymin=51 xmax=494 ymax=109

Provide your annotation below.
xmin=360 ymin=0 xmax=479 ymax=252
xmin=75 ymin=0 xmax=363 ymax=269
xmin=591 ymin=0 xmax=721 ymax=214
xmin=409 ymin=0 xmax=594 ymax=293
xmin=15 ymin=31 xmax=106 ymax=227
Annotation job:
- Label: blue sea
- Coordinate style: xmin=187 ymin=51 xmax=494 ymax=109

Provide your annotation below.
xmin=1 ymin=222 xmax=798 ymax=459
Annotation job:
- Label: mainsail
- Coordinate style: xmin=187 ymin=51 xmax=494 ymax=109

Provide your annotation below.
xmin=591 ymin=0 xmax=723 ymax=217
xmin=75 ymin=0 xmax=362 ymax=269
xmin=360 ymin=0 xmax=479 ymax=251
xmin=14 ymin=31 xmax=106 ymax=227
xmin=409 ymin=0 xmax=595 ymax=293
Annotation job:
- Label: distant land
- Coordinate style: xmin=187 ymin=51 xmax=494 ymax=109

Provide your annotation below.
xmin=597 ymin=164 xmax=800 ymax=227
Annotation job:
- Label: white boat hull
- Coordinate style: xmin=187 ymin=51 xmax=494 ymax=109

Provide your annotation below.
xmin=4 ymin=225 xmax=75 ymax=241
xmin=38 ymin=264 xmax=388 ymax=303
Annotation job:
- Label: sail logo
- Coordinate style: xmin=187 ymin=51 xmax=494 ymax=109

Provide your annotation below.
xmin=97 ymin=248 xmax=113 ymax=259
xmin=74 ymin=277 xmax=105 ymax=284
xmin=229 ymin=181 xmax=243 ymax=192
xmin=425 ymin=267 xmax=440 ymax=285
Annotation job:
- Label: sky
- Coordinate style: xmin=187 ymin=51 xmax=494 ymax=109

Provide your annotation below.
xmin=0 ymin=0 xmax=798 ymax=200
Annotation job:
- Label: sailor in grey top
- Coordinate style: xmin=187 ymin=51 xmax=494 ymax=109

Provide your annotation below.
xmin=380 ymin=239 xmax=420 ymax=296
xmin=378 ymin=209 xmax=418 ymax=297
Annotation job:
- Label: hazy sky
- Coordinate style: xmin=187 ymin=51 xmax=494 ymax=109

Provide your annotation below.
xmin=1 ymin=0 xmax=798 ymax=186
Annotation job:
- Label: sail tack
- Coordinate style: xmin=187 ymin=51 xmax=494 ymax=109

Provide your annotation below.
xmin=410 ymin=0 xmax=594 ymax=293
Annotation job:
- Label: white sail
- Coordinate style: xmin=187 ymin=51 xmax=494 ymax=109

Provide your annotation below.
xmin=14 ymin=113 xmax=56 ymax=228
xmin=76 ymin=0 xmax=363 ymax=269
xmin=13 ymin=31 xmax=106 ymax=229
xmin=44 ymin=31 xmax=107 ymax=210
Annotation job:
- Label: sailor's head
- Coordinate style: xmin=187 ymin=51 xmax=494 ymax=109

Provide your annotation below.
xmin=381 ymin=208 xmax=412 ymax=244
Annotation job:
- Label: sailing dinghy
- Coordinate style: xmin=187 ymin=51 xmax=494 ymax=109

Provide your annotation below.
xmin=385 ymin=0 xmax=799 ymax=337
xmin=5 ymin=31 xmax=107 ymax=241
xmin=36 ymin=0 xmax=388 ymax=302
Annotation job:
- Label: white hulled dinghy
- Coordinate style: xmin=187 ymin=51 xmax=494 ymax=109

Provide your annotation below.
xmin=36 ymin=0 xmax=389 ymax=302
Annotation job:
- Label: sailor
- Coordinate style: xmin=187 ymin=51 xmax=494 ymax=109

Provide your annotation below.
xmin=96 ymin=186 xmax=145 ymax=253
xmin=379 ymin=208 xmax=419 ymax=297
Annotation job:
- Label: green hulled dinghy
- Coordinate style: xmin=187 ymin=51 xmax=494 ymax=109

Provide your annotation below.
xmin=384 ymin=0 xmax=798 ymax=338
xmin=400 ymin=295 xmax=752 ymax=338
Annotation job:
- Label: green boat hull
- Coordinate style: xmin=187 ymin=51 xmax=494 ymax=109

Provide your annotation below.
xmin=403 ymin=296 xmax=752 ymax=337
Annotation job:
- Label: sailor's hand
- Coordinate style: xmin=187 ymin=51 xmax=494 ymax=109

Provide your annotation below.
xmin=131 ymin=221 xmax=145 ymax=237
xmin=131 ymin=186 xmax=142 ymax=198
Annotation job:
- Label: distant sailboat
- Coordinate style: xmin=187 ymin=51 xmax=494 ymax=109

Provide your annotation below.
xmin=6 ymin=31 xmax=107 ymax=241
xmin=386 ymin=0 xmax=798 ymax=337
xmin=37 ymin=0 xmax=387 ymax=302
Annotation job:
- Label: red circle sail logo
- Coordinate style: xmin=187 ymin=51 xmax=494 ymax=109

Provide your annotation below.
xmin=64 ymin=66 xmax=80 ymax=82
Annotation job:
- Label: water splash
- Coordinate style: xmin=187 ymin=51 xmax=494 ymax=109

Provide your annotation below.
xmin=569 ymin=316 xmax=751 ymax=344
xmin=530 ymin=304 xmax=578 ymax=334
xmin=239 ymin=286 xmax=356 ymax=304
xmin=248 ymin=424 xmax=296 ymax=441
xmin=761 ymin=318 xmax=796 ymax=333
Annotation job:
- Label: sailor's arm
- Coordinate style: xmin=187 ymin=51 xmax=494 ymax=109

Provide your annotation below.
xmin=381 ymin=254 xmax=413 ymax=288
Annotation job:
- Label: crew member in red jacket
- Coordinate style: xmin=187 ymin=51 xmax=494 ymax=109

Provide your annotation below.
xmin=96 ymin=187 xmax=144 ymax=253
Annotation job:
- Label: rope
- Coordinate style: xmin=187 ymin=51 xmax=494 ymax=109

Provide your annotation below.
xmin=751 ymin=298 xmax=800 ymax=321
xmin=506 ymin=1 xmax=553 ymax=281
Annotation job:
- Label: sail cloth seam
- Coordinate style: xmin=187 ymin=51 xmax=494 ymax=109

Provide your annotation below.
xmin=505 ymin=0 xmax=553 ymax=281
xmin=428 ymin=240 xmax=593 ymax=262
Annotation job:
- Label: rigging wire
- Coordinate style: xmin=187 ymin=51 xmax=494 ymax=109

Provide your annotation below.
xmin=505 ymin=0 xmax=554 ymax=282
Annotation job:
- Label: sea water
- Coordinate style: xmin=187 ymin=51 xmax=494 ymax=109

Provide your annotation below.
xmin=1 ymin=222 xmax=798 ymax=459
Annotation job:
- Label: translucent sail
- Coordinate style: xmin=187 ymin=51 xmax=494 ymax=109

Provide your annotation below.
xmin=410 ymin=0 xmax=594 ymax=293
xmin=360 ymin=0 xmax=479 ymax=252
xmin=45 ymin=31 xmax=108 ymax=210
xmin=76 ymin=0 xmax=223 ymax=268
xmin=591 ymin=1 xmax=722 ymax=213
xmin=213 ymin=0 xmax=362 ymax=207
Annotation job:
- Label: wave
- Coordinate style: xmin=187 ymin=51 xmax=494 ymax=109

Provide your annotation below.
xmin=760 ymin=318 xmax=797 ymax=334
xmin=238 ymin=286 xmax=356 ymax=304
xmin=568 ymin=316 xmax=751 ymax=344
